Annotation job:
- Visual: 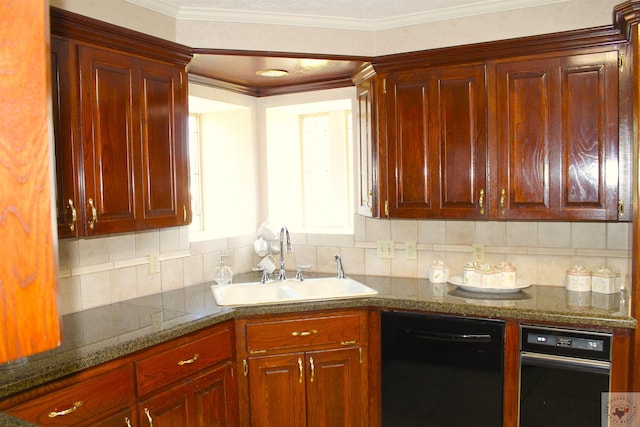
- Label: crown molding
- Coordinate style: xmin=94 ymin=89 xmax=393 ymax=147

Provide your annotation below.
xmin=126 ymin=0 xmax=570 ymax=32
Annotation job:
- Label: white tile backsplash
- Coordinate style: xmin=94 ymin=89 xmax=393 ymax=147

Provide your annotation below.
xmin=57 ymin=219 xmax=631 ymax=315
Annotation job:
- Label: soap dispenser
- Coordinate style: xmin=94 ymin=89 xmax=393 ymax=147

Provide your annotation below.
xmin=214 ymin=255 xmax=233 ymax=286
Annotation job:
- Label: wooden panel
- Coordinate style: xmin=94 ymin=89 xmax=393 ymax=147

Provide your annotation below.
xmin=51 ymin=36 xmax=81 ymax=238
xmin=91 ymin=407 xmax=135 ymax=427
xmin=0 ymin=0 xmax=61 ymax=363
xmin=433 ymin=65 xmax=487 ymax=218
xmin=496 ymin=58 xmax=555 ymax=219
xmin=136 ymin=327 xmax=233 ymax=396
xmin=194 ymin=362 xmax=239 ymax=427
xmin=356 ymin=80 xmax=376 ymax=217
xmin=248 ymin=354 xmax=306 ymax=427
xmin=503 ymin=320 xmax=520 ymax=427
xmin=367 ymin=310 xmax=381 ymax=427
xmin=386 ymin=72 xmax=432 ymax=217
xmin=244 ymin=313 xmax=361 ymax=354
xmin=306 ymin=347 xmax=364 ymax=427
xmin=7 ymin=365 xmax=133 ymax=426
xmin=79 ymin=45 xmax=138 ymax=233
xmin=560 ymin=51 xmax=618 ymax=219
xmin=139 ymin=61 xmax=184 ymax=228
xmin=138 ymin=381 xmax=192 ymax=427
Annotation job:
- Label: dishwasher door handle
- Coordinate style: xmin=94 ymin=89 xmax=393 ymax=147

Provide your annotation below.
xmin=404 ymin=329 xmax=493 ymax=343
xmin=520 ymin=351 xmax=610 ymax=374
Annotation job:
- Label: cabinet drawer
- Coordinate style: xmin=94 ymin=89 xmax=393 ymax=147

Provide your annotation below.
xmin=244 ymin=313 xmax=362 ymax=354
xmin=135 ymin=327 xmax=232 ymax=396
xmin=6 ymin=365 xmax=132 ymax=426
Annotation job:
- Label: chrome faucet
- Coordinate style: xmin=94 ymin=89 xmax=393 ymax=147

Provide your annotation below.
xmin=335 ymin=254 xmax=345 ymax=279
xmin=278 ymin=226 xmax=292 ymax=280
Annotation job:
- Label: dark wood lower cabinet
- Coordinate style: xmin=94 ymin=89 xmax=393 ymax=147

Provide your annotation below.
xmin=305 ymin=347 xmax=364 ymax=427
xmin=237 ymin=310 xmax=369 ymax=427
xmin=0 ymin=322 xmax=238 ymax=427
xmin=92 ymin=408 xmax=136 ymax=427
xmin=246 ymin=348 xmax=365 ymax=427
xmin=195 ymin=362 xmax=239 ymax=427
xmin=139 ymin=381 xmax=192 ymax=426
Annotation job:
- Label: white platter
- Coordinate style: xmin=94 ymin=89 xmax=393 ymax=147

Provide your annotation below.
xmin=448 ymin=275 xmax=531 ymax=294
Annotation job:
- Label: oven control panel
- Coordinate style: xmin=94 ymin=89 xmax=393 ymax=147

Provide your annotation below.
xmin=521 ymin=326 xmax=612 ymax=361
xmin=527 ymin=333 xmax=604 ymax=352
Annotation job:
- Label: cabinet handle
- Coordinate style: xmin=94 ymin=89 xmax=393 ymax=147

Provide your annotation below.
xmin=88 ymin=198 xmax=97 ymax=229
xmin=499 ymin=189 xmax=506 ymax=214
xmin=177 ymin=354 xmax=199 ymax=366
xmin=125 ymin=417 xmax=132 ymax=427
xmin=144 ymin=408 xmax=154 ymax=427
xmin=298 ymin=357 xmax=304 ymax=383
xmin=618 ymin=200 xmax=624 ymax=217
xmin=478 ymin=189 xmax=485 ymax=215
xmin=292 ymin=329 xmax=317 ymax=337
xmin=309 ymin=357 xmax=315 ymax=383
xmin=48 ymin=401 xmax=83 ymax=418
xmin=243 ymin=359 xmax=248 ymax=376
xmin=366 ymin=190 xmax=372 ymax=209
xmin=183 ymin=205 xmax=187 ymax=222
xmin=67 ymin=199 xmax=77 ymax=231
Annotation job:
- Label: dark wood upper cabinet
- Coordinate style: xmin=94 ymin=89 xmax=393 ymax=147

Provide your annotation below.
xmin=382 ymin=64 xmax=487 ymax=219
xmin=371 ymin=45 xmax=623 ymax=221
xmin=51 ymin=36 xmax=80 ymax=238
xmin=495 ymin=50 xmax=619 ymax=220
xmin=51 ymin=7 xmax=192 ymax=237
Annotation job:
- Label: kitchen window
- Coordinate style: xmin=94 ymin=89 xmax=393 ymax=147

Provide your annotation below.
xmin=266 ymin=99 xmax=354 ymax=234
xmin=187 ymin=95 xmax=258 ymax=240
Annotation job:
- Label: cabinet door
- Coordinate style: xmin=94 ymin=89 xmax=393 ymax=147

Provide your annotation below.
xmin=558 ymin=51 xmax=618 ymax=220
xmin=496 ymin=57 xmax=555 ymax=219
xmin=248 ymin=354 xmax=306 ymax=427
xmin=496 ymin=51 xmax=618 ymax=220
xmin=385 ymin=71 xmax=434 ymax=217
xmin=194 ymin=362 xmax=239 ymax=427
xmin=51 ymin=36 xmax=81 ymax=238
xmin=139 ymin=381 xmax=193 ymax=427
xmin=79 ymin=45 xmax=138 ymax=234
xmin=356 ymin=79 xmax=377 ymax=217
xmin=306 ymin=347 xmax=365 ymax=427
xmin=91 ymin=408 xmax=135 ymax=427
xmin=431 ymin=65 xmax=488 ymax=219
xmin=384 ymin=65 xmax=487 ymax=219
xmin=138 ymin=60 xmax=190 ymax=229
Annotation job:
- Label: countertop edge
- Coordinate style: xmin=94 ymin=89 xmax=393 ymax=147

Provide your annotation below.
xmin=0 ymin=280 xmax=635 ymax=402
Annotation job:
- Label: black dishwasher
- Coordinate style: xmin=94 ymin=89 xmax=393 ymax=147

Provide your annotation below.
xmin=381 ymin=311 xmax=505 ymax=427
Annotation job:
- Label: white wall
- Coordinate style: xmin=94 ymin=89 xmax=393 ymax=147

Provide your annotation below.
xmin=49 ymin=0 xmax=176 ymax=41
xmin=52 ymin=0 xmax=621 ymax=56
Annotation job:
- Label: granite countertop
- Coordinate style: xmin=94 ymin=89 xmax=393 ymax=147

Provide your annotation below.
xmin=0 ymin=273 xmax=635 ymax=409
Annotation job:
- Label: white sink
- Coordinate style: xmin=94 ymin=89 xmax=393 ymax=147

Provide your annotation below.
xmin=211 ymin=277 xmax=378 ymax=307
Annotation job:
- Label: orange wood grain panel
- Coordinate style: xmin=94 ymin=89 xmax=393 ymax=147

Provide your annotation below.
xmin=0 ymin=0 xmax=60 ymax=362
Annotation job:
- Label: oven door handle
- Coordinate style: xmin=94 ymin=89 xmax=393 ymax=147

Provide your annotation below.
xmin=404 ymin=329 xmax=493 ymax=343
xmin=520 ymin=351 xmax=610 ymax=374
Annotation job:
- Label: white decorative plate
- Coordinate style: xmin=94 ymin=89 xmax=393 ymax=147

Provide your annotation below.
xmin=447 ymin=275 xmax=531 ymax=294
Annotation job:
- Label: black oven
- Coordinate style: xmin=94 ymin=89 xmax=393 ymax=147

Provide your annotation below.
xmin=519 ymin=325 xmax=611 ymax=427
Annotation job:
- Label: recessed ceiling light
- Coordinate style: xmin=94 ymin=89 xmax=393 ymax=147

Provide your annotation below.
xmin=256 ymin=69 xmax=289 ymax=78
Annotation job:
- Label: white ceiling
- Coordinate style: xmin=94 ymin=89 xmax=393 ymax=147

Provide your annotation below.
xmin=127 ymin=0 xmax=569 ymax=30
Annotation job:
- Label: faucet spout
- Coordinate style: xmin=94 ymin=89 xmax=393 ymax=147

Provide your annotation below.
xmin=335 ymin=254 xmax=345 ymax=279
xmin=278 ymin=226 xmax=291 ymax=280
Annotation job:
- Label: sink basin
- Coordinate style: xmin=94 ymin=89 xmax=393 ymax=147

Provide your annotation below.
xmin=211 ymin=277 xmax=378 ymax=307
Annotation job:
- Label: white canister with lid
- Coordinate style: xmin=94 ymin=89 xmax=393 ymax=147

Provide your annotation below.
xmin=566 ymin=265 xmax=591 ymax=292
xmin=591 ymin=267 xmax=619 ymax=294
xmin=429 ymin=260 xmax=449 ymax=283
